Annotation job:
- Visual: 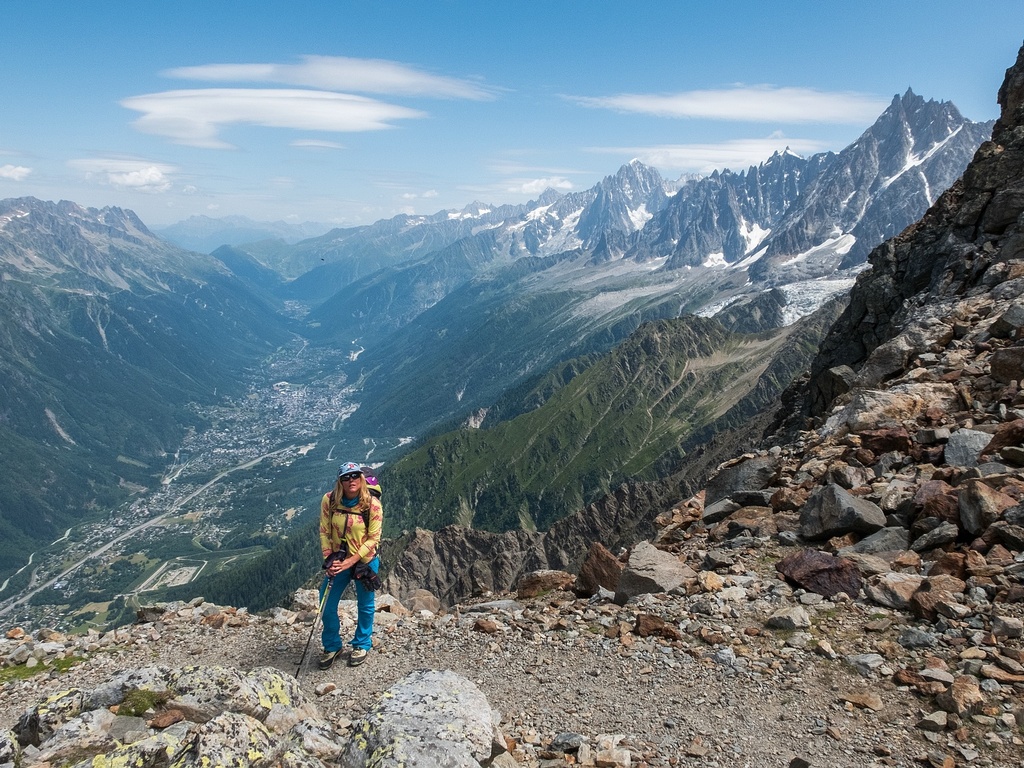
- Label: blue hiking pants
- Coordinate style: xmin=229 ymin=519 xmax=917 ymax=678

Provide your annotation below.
xmin=320 ymin=556 xmax=378 ymax=652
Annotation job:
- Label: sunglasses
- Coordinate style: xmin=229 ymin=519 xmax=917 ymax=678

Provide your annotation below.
xmin=340 ymin=473 xmax=362 ymax=482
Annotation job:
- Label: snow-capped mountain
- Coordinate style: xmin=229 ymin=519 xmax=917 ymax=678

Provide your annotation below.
xmin=750 ymin=90 xmax=990 ymax=283
xmin=622 ymin=90 xmax=991 ymax=285
xmin=630 ymin=148 xmax=827 ymax=269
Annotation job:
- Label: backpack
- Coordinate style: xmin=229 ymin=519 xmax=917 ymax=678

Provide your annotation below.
xmin=362 ymin=467 xmax=382 ymax=499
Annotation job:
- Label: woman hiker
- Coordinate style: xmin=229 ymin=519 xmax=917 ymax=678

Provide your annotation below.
xmin=317 ymin=461 xmax=383 ymax=669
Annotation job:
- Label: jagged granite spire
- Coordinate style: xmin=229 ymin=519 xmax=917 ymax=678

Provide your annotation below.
xmin=808 ymin=41 xmax=1024 ymax=414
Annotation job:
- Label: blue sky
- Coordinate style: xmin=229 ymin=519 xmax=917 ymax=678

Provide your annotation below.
xmin=1 ymin=2 xmax=1021 ymax=229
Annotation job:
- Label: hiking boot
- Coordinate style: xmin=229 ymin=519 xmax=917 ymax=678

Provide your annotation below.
xmin=348 ymin=648 xmax=368 ymax=667
xmin=318 ymin=650 xmax=340 ymax=670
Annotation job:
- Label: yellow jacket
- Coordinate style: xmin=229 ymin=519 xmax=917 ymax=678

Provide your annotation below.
xmin=319 ymin=494 xmax=383 ymax=563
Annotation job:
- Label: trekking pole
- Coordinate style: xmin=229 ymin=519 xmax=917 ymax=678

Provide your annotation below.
xmin=295 ymin=576 xmax=332 ymax=678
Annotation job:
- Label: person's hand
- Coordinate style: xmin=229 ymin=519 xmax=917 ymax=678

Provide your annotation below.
xmin=326 ymin=558 xmax=346 ymax=577
xmin=338 ymin=554 xmax=360 ymax=572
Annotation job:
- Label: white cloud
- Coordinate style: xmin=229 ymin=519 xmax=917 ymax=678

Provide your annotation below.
xmin=121 ymin=88 xmax=425 ymax=148
xmin=291 ymin=139 xmax=345 ymax=149
xmin=587 ymin=137 xmax=832 ymax=174
xmin=0 ymin=164 xmax=32 ymax=181
xmin=164 ymin=55 xmax=494 ymax=100
xmin=572 ymin=85 xmax=887 ymax=124
xmin=513 ymin=177 xmax=574 ymax=194
xmin=68 ymin=158 xmax=176 ymax=193
xmin=401 ymin=189 xmax=439 ymax=200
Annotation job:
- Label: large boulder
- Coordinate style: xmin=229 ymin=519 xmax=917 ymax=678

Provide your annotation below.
xmin=614 ymin=541 xmax=696 ymax=605
xmin=946 ymin=429 xmax=996 ymax=468
xmin=959 ymin=480 xmax=1017 ymax=535
xmin=340 ymin=670 xmax=500 ymax=768
xmin=799 ymin=484 xmax=887 ymax=540
xmin=703 ymin=455 xmax=779 ymax=507
xmin=823 ymin=385 xmax=958 ymax=433
xmin=775 ymin=549 xmax=863 ymax=599
xmin=574 ymin=541 xmax=624 ymax=597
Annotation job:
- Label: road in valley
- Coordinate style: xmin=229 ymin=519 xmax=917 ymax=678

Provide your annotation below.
xmin=0 ymin=446 xmax=297 ymax=620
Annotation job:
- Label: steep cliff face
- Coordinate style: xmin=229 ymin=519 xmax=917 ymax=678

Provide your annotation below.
xmin=809 ymin=46 xmax=1024 ymax=415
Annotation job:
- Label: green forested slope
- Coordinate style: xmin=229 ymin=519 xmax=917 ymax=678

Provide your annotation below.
xmin=381 ymin=312 xmax=823 ymax=534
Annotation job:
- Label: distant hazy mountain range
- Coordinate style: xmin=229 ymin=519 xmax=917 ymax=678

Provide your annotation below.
xmin=155 ymin=215 xmax=332 ymax=253
xmin=0 ymin=89 xmax=993 ymax=589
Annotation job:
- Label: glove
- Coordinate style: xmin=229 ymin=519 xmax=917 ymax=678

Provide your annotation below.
xmin=353 ymin=562 xmax=382 ymax=591
xmin=322 ymin=551 xmax=345 ymax=570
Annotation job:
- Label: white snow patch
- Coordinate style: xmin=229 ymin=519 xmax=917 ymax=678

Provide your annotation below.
xmin=471 ymin=222 xmax=504 ymax=235
xmin=731 ymin=245 xmax=769 ymax=270
xmin=779 ymin=277 xmax=858 ymax=325
xmin=627 ymin=204 xmax=652 ymax=230
xmin=695 ymin=295 xmax=742 ymax=317
xmin=702 ymin=252 xmax=727 ymax=268
xmin=781 ymin=233 xmax=856 ymax=265
xmin=0 ymin=207 xmax=30 ymax=232
xmin=740 ymin=221 xmax=770 ymax=255
xmin=879 ymin=126 xmax=964 ymax=192
xmin=526 ymin=204 xmax=555 ymax=222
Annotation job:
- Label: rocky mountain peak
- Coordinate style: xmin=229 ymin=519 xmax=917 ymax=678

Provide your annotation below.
xmin=533 ymin=187 xmax=565 ymax=206
xmin=809 ymin=42 xmax=1024 ymax=405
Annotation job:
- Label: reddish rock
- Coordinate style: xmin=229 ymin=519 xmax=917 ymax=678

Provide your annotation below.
xmin=770 ymin=486 xmax=808 ymax=512
xmin=852 ymin=448 xmax=876 ymax=466
xmin=516 ymin=569 xmax=575 ymax=599
xmin=892 ymin=551 xmax=922 ymax=570
xmin=959 ymin=480 xmax=1017 ymax=535
xmin=934 ymin=676 xmax=984 ymax=717
xmin=825 ymin=533 xmax=859 ymax=552
xmin=473 ymin=618 xmax=499 ymax=634
xmin=634 ymin=613 xmax=683 ymax=640
xmin=575 ymin=542 xmax=624 ymax=597
xmin=864 ymin=572 xmax=925 ymax=609
xmin=148 ymin=709 xmax=187 ymax=728
xmin=930 ymin=551 xmax=967 ymax=579
xmin=859 ymin=427 xmax=913 ymax=454
xmin=717 ymin=505 xmax=777 ymax=540
xmin=985 ymin=543 xmax=1015 ymax=566
xmin=914 ymin=480 xmax=960 ymax=524
xmin=980 ymin=418 xmax=1024 ymax=457
xmin=776 ymin=549 xmax=863 ymax=599
xmin=910 ymin=575 xmax=967 ymax=621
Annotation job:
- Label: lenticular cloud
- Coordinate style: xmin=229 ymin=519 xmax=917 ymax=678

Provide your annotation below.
xmin=573 ymin=86 xmax=888 ymax=124
xmin=121 ymin=88 xmax=426 ymax=148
